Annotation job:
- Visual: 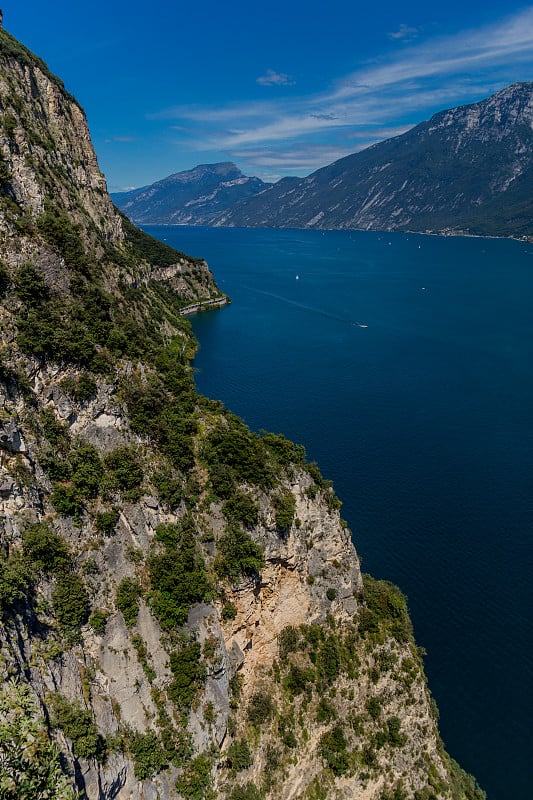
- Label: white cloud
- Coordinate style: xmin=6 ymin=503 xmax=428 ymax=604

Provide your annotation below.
xmin=256 ymin=69 xmax=295 ymax=86
xmin=388 ymin=24 xmax=420 ymax=42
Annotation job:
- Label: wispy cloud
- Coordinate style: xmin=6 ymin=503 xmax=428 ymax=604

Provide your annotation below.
xmin=388 ymin=24 xmax=420 ymax=42
xmin=256 ymin=69 xmax=295 ymax=86
xmin=154 ymin=7 xmax=533 ymax=176
xmin=105 ymin=135 xmax=136 ymax=143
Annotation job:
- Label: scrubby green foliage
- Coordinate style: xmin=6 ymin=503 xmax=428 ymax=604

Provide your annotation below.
xmin=174 ymin=752 xmax=213 ymax=799
xmin=115 ymin=577 xmax=142 ymax=627
xmin=0 ymin=680 xmax=75 ymax=800
xmin=320 ymin=725 xmax=350 ymax=776
xmin=37 ymin=207 xmax=89 ymax=274
xmin=223 ymin=489 xmax=259 ymax=527
xmin=128 ymin=730 xmax=168 ymax=780
xmin=52 ymin=572 xmax=89 ymax=639
xmin=89 ymin=608 xmax=108 ymax=633
xmin=119 ymin=209 xmax=204 ymax=268
xmin=227 ymin=784 xmax=262 ymax=800
xmin=103 ymin=446 xmax=143 ymax=493
xmin=203 ymin=416 xmax=274 ymax=490
xmin=21 ymin=522 xmax=70 ymax=573
xmin=120 ymin=361 xmax=197 ymax=475
xmin=221 ymin=601 xmax=238 ymax=621
xmin=273 ymin=489 xmax=296 ymax=533
xmin=247 ymin=690 xmax=274 ymax=726
xmin=59 ymin=372 xmax=97 ymax=401
xmin=95 ymin=507 xmax=120 ymax=535
xmin=148 ymin=518 xmax=211 ymax=629
xmin=359 ymin=575 xmax=413 ymax=643
xmin=226 ymin=738 xmax=253 ymax=771
xmin=168 ymin=640 xmax=206 ymax=711
xmin=0 ymin=550 xmax=32 ymax=614
xmin=215 ymin=525 xmax=264 ymax=582
xmin=51 ymin=695 xmax=104 ymax=759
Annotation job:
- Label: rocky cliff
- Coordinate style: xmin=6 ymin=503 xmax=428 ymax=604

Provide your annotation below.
xmin=0 ymin=24 xmax=485 ymax=800
xmin=112 ymin=163 xmax=271 ymax=226
xmin=214 ymin=83 xmax=533 ymax=239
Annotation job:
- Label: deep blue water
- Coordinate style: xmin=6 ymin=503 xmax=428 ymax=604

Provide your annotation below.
xmin=146 ymin=225 xmax=533 ymax=800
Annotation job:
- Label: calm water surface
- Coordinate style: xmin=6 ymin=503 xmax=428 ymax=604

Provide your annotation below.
xmin=146 ymin=226 xmax=533 ymax=800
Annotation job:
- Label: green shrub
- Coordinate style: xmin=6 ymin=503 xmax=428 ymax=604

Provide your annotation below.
xmin=21 ymin=522 xmax=70 ymax=574
xmin=51 ymin=695 xmax=104 ymax=759
xmin=227 ymin=784 xmax=262 ymax=800
xmin=273 ymin=490 xmax=296 ymax=533
xmin=52 ymin=573 xmax=89 ymax=638
xmin=50 ymin=484 xmax=85 ymax=520
xmin=204 ymin=417 xmax=274 ymax=489
xmin=60 ymin=373 xmax=97 ymax=401
xmin=319 ymin=725 xmax=349 ymax=776
xmin=326 ymin=587 xmax=337 ymax=602
xmin=366 ymin=696 xmax=382 ymax=721
xmin=278 ymin=626 xmax=300 ymax=659
xmin=359 ymin=575 xmax=412 ymax=642
xmin=168 ymin=640 xmax=206 ymax=711
xmin=283 ymin=664 xmax=315 ymax=697
xmin=247 ymin=690 xmax=274 ymax=726
xmin=0 ymin=261 xmax=10 ymax=297
xmin=14 ymin=262 xmax=49 ymax=306
xmin=152 ymin=468 xmax=183 ymax=509
xmin=104 ymin=446 xmax=143 ymax=492
xmin=282 ymin=729 xmax=298 ymax=749
xmin=89 ymin=609 xmax=108 ymax=634
xmin=129 ymin=730 xmax=167 ymax=780
xmin=148 ymin=522 xmax=211 ymax=629
xmin=316 ymin=697 xmax=337 ymax=724
xmin=175 ymin=753 xmax=213 ymax=799
xmin=40 ymin=408 xmax=70 ymax=451
xmin=223 ymin=490 xmax=259 ymax=527
xmin=0 ymin=680 xmax=76 ymax=799
xmin=116 ymin=577 xmax=142 ymax=627
xmin=0 ymin=551 xmax=32 ymax=614
xmin=227 ymin=738 xmax=253 ymax=771
xmin=69 ymin=443 xmax=103 ymax=498
xmin=221 ymin=602 xmax=238 ymax=621
xmin=215 ymin=525 xmax=264 ymax=582
xmin=95 ymin=507 xmax=119 ymax=535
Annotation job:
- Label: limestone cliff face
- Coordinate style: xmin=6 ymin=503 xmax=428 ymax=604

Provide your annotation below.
xmin=0 ymin=24 xmax=484 ymax=800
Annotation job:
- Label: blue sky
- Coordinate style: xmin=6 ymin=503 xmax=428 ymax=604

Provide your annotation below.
xmin=6 ymin=2 xmax=533 ymax=190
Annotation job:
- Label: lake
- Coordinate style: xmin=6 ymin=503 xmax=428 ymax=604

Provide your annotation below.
xmin=145 ymin=225 xmax=533 ymax=800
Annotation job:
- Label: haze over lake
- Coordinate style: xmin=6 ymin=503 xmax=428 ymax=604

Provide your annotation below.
xmin=146 ymin=225 xmax=533 ymax=800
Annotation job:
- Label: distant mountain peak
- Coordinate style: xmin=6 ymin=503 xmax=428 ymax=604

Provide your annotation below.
xmin=112 ymin=162 xmax=270 ymax=225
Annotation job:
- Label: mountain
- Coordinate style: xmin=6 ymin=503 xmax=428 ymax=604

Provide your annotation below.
xmin=0 ymin=22 xmax=485 ymax=800
xmin=112 ymin=162 xmax=271 ymax=225
xmin=214 ymin=83 xmax=533 ymax=238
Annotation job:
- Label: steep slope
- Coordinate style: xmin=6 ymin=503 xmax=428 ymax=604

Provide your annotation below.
xmin=0 ymin=23 xmax=485 ymax=800
xmin=112 ymin=162 xmax=271 ymax=225
xmin=215 ymin=83 xmax=533 ymax=238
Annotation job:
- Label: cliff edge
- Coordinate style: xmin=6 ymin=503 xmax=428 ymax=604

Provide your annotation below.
xmin=0 ymin=24 xmax=484 ymax=800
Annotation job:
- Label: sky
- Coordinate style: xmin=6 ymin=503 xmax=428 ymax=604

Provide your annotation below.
xmin=5 ymin=2 xmax=533 ymax=191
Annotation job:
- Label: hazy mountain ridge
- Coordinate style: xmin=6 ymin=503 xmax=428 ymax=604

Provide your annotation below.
xmin=112 ymin=162 xmax=271 ymax=225
xmin=213 ymin=83 xmax=533 ymax=238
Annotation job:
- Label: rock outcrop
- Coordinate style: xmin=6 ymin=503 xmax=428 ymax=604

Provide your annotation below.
xmin=0 ymin=22 xmax=485 ymax=800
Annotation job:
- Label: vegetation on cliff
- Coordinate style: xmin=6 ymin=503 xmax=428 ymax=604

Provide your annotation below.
xmin=0 ymin=23 xmax=485 ymax=800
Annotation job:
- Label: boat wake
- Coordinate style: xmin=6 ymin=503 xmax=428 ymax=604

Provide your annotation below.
xmin=242 ymin=285 xmax=368 ymax=329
